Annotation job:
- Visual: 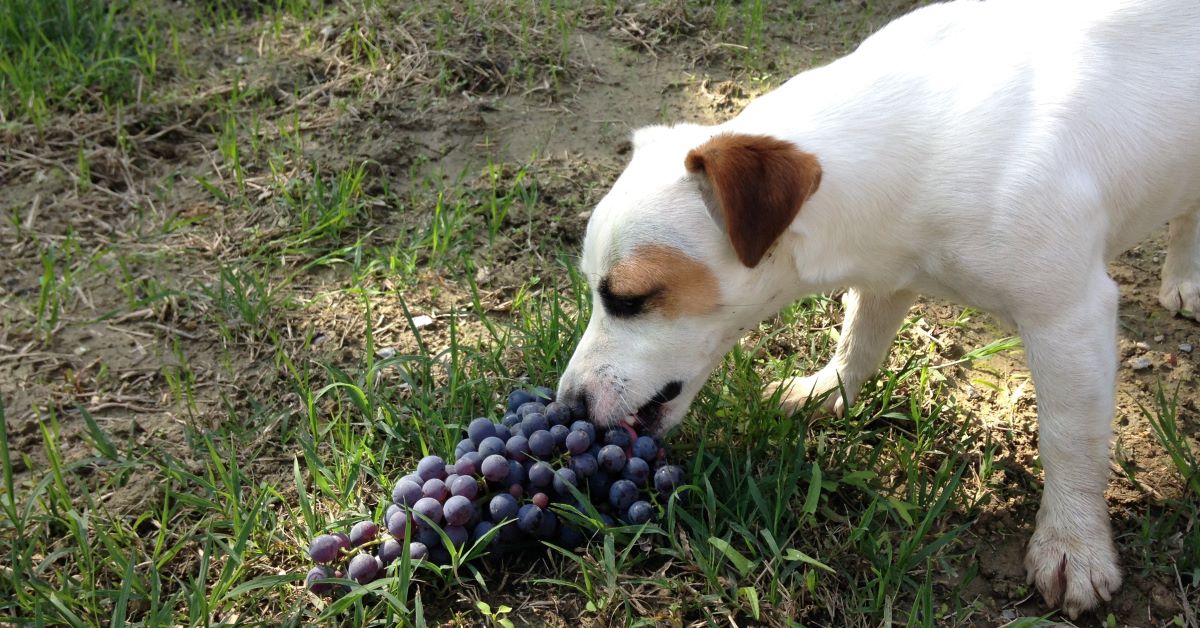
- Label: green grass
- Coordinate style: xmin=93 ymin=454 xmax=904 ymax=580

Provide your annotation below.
xmin=3 ymin=1 xmax=1197 ymax=626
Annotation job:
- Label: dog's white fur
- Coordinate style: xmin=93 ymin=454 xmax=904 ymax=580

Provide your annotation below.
xmin=557 ymin=0 xmax=1200 ymax=617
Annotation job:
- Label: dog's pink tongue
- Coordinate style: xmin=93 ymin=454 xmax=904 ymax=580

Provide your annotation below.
xmin=621 ymin=422 xmax=639 ymax=456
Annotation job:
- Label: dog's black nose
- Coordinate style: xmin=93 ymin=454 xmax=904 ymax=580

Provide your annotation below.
xmin=650 ymin=381 xmax=683 ymax=405
xmin=559 ymin=386 xmax=590 ymax=421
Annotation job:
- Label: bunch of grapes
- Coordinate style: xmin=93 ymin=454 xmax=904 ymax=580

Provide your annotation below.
xmin=304 ymin=386 xmax=687 ymax=595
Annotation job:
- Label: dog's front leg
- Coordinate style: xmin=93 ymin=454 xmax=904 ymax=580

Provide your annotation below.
xmin=767 ymin=289 xmax=915 ymax=415
xmin=1019 ymin=272 xmax=1122 ymax=618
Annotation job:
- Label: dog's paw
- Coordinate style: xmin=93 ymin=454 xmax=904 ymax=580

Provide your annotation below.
xmin=764 ymin=369 xmax=851 ymax=416
xmin=1025 ymin=520 xmax=1121 ymax=619
xmin=1158 ymin=276 xmax=1200 ymax=321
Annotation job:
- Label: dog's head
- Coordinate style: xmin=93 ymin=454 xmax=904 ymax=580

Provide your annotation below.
xmin=557 ymin=124 xmax=822 ymax=434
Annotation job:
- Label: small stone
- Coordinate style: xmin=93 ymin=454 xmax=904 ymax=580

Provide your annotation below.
xmin=377 ymin=347 xmax=397 ymax=359
xmin=319 ymin=25 xmax=338 ymax=40
xmin=1128 ymin=356 xmax=1153 ymax=371
xmin=1180 ymin=343 xmax=1193 ymax=354
xmin=235 ymin=55 xmax=249 ymax=65
xmin=1153 ymin=334 xmax=1165 ymax=342
xmin=412 ymin=315 xmax=433 ymax=328
xmin=1135 ymin=341 xmax=1151 ymax=351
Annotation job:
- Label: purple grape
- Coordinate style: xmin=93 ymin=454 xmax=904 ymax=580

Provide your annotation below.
xmin=570 ymin=421 xmax=596 ymax=442
xmin=333 ymin=532 xmax=351 ymax=550
xmin=306 ymin=565 xmax=332 ymax=593
xmin=555 ymin=523 xmax=585 ymax=549
xmin=528 ymin=430 xmax=556 ymax=458
xmin=536 ymin=509 xmax=558 ymax=538
xmin=481 ymin=454 xmax=509 ymax=482
xmin=422 ymin=478 xmax=449 ymax=502
xmin=444 ymin=473 xmax=460 ymax=490
xmin=347 ymin=552 xmax=378 ymax=583
xmin=502 ymin=412 xmax=521 ymax=427
xmin=416 ymin=455 xmax=446 ymax=482
xmin=378 ymin=539 xmax=403 ymax=565
xmin=523 ymin=412 xmax=550 ymax=434
xmin=654 ymin=465 xmax=685 ymax=495
xmin=605 ymin=428 xmax=632 ymax=449
xmin=517 ymin=504 xmax=543 ymax=533
xmin=570 ymin=452 xmax=598 ymax=477
xmin=385 ymin=503 xmax=402 ymax=523
xmin=349 ymin=520 xmax=378 ymax=547
xmin=507 ymin=389 xmax=537 ymax=413
xmin=598 ymin=445 xmax=627 ymax=473
xmin=443 ymin=495 xmax=474 ymax=527
xmin=472 ymin=521 xmax=495 ymax=546
xmin=587 ymin=471 xmax=611 ymax=497
xmin=415 ymin=526 xmax=441 ymax=547
xmin=450 ymin=475 xmax=479 ymax=499
xmin=505 ymin=435 xmax=530 ymax=462
xmin=392 ymin=478 xmax=423 ymax=507
xmin=444 ymin=525 xmax=469 ymax=549
xmin=503 ymin=460 xmax=526 ymax=486
xmin=478 ymin=436 xmax=506 ymax=458
xmin=413 ymin=497 xmax=443 ymax=526
xmin=308 ymin=534 xmax=342 ymax=563
xmin=509 ymin=483 xmax=525 ymax=499
xmin=553 ymin=467 xmax=578 ymax=496
xmin=430 ymin=546 xmax=451 ymax=565
xmin=456 ymin=452 xmax=481 ymax=477
xmin=408 ymin=542 xmax=428 ymax=560
xmin=387 ymin=510 xmax=409 ymax=538
xmin=565 ymin=429 xmax=591 ymax=455
xmin=489 ymin=493 xmax=519 ymax=522
xmin=550 ymin=424 xmax=570 ymax=448
xmin=544 ymin=401 xmax=571 ymax=426
xmin=467 ymin=417 xmax=494 ymax=444
xmin=532 ymin=385 xmax=555 ymax=402
xmin=622 ymin=457 xmax=650 ymax=486
xmin=609 ymin=479 xmax=638 ymax=511
xmin=528 ymin=461 xmax=554 ymax=487
xmin=632 ymin=436 xmax=658 ymax=462
xmin=517 ymin=401 xmax=546 ymax=418
xmin=455 ymin=438 xmax=475 ymax=459
xmin=625 ymin=500 xmax=653 ymax=525
xmin=494 ymin=423 xmax=511 ymax=441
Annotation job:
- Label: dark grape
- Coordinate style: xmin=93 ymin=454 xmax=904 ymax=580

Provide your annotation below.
xmin=505 ymin=435 xmax=530 ymax=462
xmin=494 ymin=423 xmax=511 ymax=441
xmin=409 ymin=542 xmax=429 ymax=560
xmin=528 ymin=461 xmax=554 ymax=487
xmin=385 ymin=503 xmax=402 ymax=523
xmin=443 ymin=495 xmax=474 ymax=527
xmin=555 ymin=523 xmax=585 ymax=549
xmin=468 ymin=417 xmax=496 ymax=446
xmin=553 ymin=467 xmax=578 ymax=496
xmin=422 ymin=478 xmax=449 ymax=502
xmin=654 ymin=465 xmax=685 ymax=495
xmin=517 ymin=504 xmax=543 ymax=533
xmin=544 ymin=401 xmax=571 ymax=426
xmin=598 ymin=444 xmax=627 ymax=473
xmin=430 ymin=546 xmax=452 ymax=564
xmin=481 ymin=454 xmax=509 ymax=482
xmin=532 ymin=492 xmax=550 ymax=509
xmin=570 ymin=452 xmax=598 ymax=477
xmin=478 ymin=436 xmax=506 ymax=458
xmin=570 ymin=421 xmax=597 ymax=443
xmin=413 ymin=497 xmax=443 ymax=525
xmin=444 ymin=473 xmax=460 ymax=490
xmin=306 ymin=565 xmax=332 ymax=593
xmin=501 ymin=412 xmax=521 ymax=427
xmin=586 ymin=472 xmax=611 ymax=497
xmin=550 ymin=423 xmax=570 ymax=448
xmin=349 ymin=520 xmax=378 ymax=547
xmin=507 ymin=389 xmax=537 ymax=413
xmin=308 ymin=534 xmax=342 ymax=563
xmin=445 ymin=525 xmax=469 ymax=549
xmin=522 ymin=412 xmax=550 ymax=434
xmin=347 ymin=552 xmax=379 ymax=583
xmin=605 ymin=428 xmax=632 ymax=449
xmin=378 ymin=539 xmax=403 ymax=565
xmin=387 ymin=509 xmax=409 ymax=538
xmin=622 ymin=457 xmax=650 ymax=486
xmin=503 ymin=460 xmax=526 ymax=486
xmin=536 ymin=509 xmax=558 ymax=538
xmin=415 ymin=526 xmax=441 ymax=547
xmin=632 ymin=436 xmax=658 ymax=462
xmin=471 ymin=521 xmax=495 ymax=546
xmin=455 ymin=452 xmax=481 ymax=477
xmin=565 ymin=429 xmax=591 ymax=454
xmin=333 ymin=532 xmax=351 ymax=551
xmin=416 ymin=456 xmax=447 ymax=482
xmin=609 ymin=479 xmax=638 ymax=511
xmin=455 ymin=438 xmax=475 ymax=459
xmin=489 ymin=493 xmax=519 ymax=522
xmin=392 ymin=478 xmax=423 ymax=507
xmin=517 ymin=401 xmax=547 ymax=418
xmin=508 ymin=483 xmax=525 ymax=499
xmin=528 ymin=430 xmax=556 ymax=458
xmin=450 ymin=475 xmax=479 ymax=500
xmin=532 ymin=385 xmax=555 ymax=402
xmin=625 ymin=500 xmax=653 ymax=525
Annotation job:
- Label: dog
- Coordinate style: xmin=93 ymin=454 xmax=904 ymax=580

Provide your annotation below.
xmin=556 ymin=0 xmax=1200 ymax=617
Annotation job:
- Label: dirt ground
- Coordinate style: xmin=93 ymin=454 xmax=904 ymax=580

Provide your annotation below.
xmin=2 ymin=1 xmax=1199 ymax=625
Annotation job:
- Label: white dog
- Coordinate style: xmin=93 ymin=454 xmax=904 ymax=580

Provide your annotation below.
xmin=556 ymin=0 xmax=1200 ymax=617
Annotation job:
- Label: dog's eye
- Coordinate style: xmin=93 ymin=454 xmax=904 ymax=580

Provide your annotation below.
xmin=598 ymin=279 xmax=654 ymax=318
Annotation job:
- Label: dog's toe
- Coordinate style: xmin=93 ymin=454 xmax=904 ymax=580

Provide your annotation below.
xmin=1158 ymin=277 xmax=1200 ymax=320
xmin=1025 ymin=522 xmax=1121 ymax=619
xmin=765 ymin=370 xmax=847 ymax=415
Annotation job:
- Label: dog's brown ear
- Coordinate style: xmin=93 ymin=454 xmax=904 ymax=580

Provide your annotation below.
xmin=684 ymin=133 xmax=822 ymax=268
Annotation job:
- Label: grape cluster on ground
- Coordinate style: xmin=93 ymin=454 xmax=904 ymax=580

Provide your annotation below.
xmin=304 ymin=386 xmax=686 ymax=594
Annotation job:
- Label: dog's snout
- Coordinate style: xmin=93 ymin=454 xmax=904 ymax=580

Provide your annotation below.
xmin=557 ymin=385 xmax=590 ymax=421
xmin=651 ymin=380 xmax=683 ymax=405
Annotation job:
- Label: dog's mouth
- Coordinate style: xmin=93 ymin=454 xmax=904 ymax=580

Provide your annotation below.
xmin=626 ymin=380 xmax=683 ymax=433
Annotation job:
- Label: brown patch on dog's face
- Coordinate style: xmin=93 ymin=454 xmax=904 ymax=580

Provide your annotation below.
xmin=602 ymin=245 xmax=719 ymax=318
